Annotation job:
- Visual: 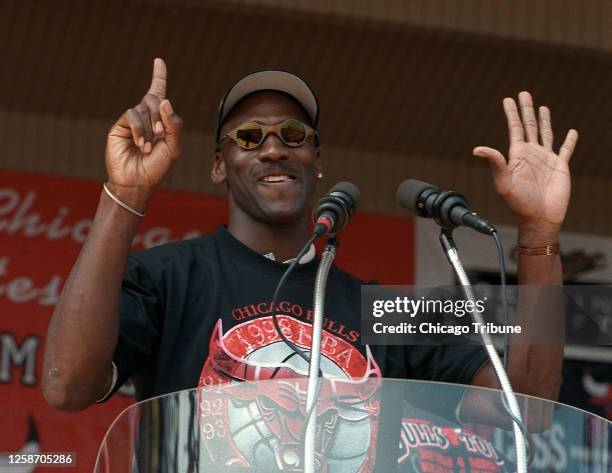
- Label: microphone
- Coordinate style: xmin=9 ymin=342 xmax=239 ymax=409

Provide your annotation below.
xmin=397 ymin=179 xmax=495 ymax=235
xmin=312 ymin=182 xmax=360 ymax=237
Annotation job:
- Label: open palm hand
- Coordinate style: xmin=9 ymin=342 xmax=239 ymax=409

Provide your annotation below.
xmin=474 ymin=92 xmax=578 ymax=233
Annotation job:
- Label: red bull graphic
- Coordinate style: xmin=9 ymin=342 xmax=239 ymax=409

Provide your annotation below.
xmin=198 ymin=317 xmax=381 ymax=472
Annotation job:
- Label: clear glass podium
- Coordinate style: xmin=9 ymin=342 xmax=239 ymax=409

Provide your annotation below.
xmin=94 ymin=378 xmax=612 ymax=472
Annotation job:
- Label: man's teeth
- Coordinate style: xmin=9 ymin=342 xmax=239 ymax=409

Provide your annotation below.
xmin=261 ymin=175 xmax=292 ymax=182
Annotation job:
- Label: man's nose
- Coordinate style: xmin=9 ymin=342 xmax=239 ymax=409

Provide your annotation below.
xmin=257 ymin=132 xmax=288 ymax=162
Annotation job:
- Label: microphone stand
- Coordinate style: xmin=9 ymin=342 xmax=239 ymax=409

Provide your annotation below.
xmin=304 ymin=237 xmax=338 ymax=473
xmin=439 ymin=229 xmax=528 ymax=473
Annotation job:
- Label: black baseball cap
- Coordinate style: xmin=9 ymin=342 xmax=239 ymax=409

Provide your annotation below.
xmin=215 ymin=69 xmax=319 ymax=144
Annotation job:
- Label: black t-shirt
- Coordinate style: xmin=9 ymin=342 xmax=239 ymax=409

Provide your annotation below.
xmin=112 ymin=226 xmax=487 ymax=401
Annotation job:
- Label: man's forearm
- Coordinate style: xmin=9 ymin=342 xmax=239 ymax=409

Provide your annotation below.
xmin=472 ymin=224 xmax=564 ymax=400
xmin=511 ymin=225 xmax=564 ymax=398
xmin=42 ymin=187 xmax=145 ymax=411
xmin=469 ymin=90 xmax=575 ymax=402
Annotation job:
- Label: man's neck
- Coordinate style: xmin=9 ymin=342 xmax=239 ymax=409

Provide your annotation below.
xmin=227 ymin=214 xmax=311 ymax=263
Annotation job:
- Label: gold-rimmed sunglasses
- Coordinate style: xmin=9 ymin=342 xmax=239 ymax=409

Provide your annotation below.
xmin=217 ymin=119 xmax=318 ymax=150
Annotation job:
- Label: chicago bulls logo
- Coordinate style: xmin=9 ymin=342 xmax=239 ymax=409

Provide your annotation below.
xmin=198 ymin=317 xmax=381 ymax=472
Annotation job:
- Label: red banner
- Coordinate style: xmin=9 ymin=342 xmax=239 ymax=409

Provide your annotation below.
xmin=0 ymin=168 xmax=413 ymax=471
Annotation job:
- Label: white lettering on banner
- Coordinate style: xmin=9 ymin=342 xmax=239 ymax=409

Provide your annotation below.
xmin=0 ymin=257 xmax=63 ymax=306
xmin=493 ymin=422 xmax=567 ymax=472
xmin=0 ymin=187 xmax=204 ymax=248
xmin=0 ymin=329 xmax=135 ymax=396
xmin=0 ymin=333 xmax=40 ymax=385
xmin=530 ymin=424 xmax=567 ymax=471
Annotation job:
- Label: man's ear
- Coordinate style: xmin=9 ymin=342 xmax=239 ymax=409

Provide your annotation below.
xmin=211 ymin=151 xmax=227 ymax=184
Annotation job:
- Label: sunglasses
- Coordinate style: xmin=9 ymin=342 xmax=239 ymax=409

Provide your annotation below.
xmin=218 ymin=119 xmax=317 ymax=150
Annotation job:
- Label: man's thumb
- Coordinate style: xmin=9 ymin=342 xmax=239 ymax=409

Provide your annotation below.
xmin=473 ymin=146 xmax=507 ymax=175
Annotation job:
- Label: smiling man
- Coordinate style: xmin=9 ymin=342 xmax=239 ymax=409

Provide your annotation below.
xmin=42 ymin=58 xmax=577 ymax=416
xmin=211 ymin=88 xmax=322 ymax=263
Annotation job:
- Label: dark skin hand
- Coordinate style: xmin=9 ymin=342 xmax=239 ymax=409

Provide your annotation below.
xmin=462 ymin=92 xmax=578 ymax=424
xmin=41 ymin=59 xmax=183 ymax=411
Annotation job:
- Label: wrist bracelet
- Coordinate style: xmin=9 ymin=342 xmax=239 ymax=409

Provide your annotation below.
xmin=103 ymin=183 xmax=146 ymax=218
xmin=517 ymin=242 xmax=560 ymax=256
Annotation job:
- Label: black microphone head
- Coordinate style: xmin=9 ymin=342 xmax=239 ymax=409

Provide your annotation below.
xmin=396 ymin=179 xmax=438 ymax=213
xmin=312 ymin=181 xmax=360 ymax=236
xmin=328 ymin=181 xmax=361 ymax=211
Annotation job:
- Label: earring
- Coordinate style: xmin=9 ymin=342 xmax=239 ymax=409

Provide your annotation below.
xmin=317 ymin=172 xmax=323 ymax=179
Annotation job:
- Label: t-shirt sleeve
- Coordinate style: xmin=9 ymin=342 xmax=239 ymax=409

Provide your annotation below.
xmin=402 ymin=345 xmax=489 ymax=423
xmin=406 ymin=344 xmax=488 ymax=385
xmin=101 ymin=254 xmax=162 ymax=400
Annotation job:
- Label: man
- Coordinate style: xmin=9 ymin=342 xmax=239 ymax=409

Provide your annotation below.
xmin=42 ymin=58 xmax=577 ymax=411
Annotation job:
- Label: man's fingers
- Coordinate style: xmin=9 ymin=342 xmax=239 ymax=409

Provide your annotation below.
xmin=159 ymin=99 xmax=183 ymax=159
xmin=147 ymin=58 xmax=167 ymax=100
xmin=141 ymin=94 xmax=164 ymax=137
xmin=110 ymin=111 xmax=134 ymax=139
xmin=502 ymin=97 xmax=525 ymax=146
xmin=559 ymin=129 xmax=579 ymax=163
xmin=125 ymin=108 xmax=146 ymax=148
xmin=538 ymin=106 xmax=554 ymax=151
xmin=134 ymin=105 xmax=153 ymax=153
xmin=518 ymin=91 xmax=538 ymax=143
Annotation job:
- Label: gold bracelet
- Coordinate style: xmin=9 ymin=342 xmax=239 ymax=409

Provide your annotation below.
xmin=517 ymin=242 xmax=560 ymax=256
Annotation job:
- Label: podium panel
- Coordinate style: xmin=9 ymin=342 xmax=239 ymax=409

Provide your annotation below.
xmin=94 ymin=379 xmax=612 ymax=473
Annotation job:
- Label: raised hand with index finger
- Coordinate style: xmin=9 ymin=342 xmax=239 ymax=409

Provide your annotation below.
xmin=105 ymin=58 xmax=183 ymax=212
xmin=473 ymin=91 xmax=578 ymax=241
